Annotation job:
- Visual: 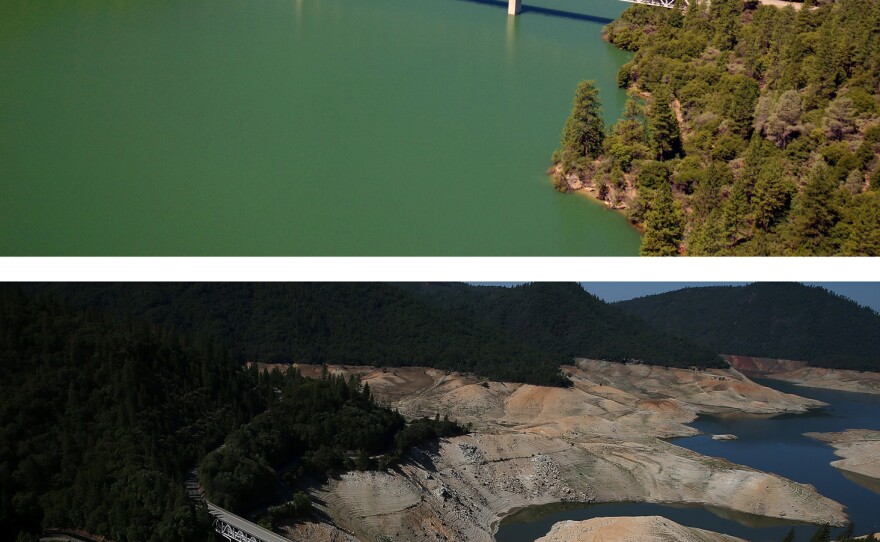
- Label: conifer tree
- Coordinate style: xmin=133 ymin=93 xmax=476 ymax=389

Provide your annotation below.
xmin=648 ymin=86 xmax=682 ymax=161
xmin=641 ymin=182 xmax=683 ymax=256
xmin=560 ymin=80 xmax=605 ymax=172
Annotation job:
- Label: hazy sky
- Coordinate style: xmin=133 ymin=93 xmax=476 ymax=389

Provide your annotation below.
xmin=579 ymin=282 xmax=880 ymax=313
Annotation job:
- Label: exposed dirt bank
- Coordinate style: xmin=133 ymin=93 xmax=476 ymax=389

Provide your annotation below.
xmin=805 ymin=430 xmax=880 ymax=487
xmin=534 ymin=516 xmax=746 ymax=542
xmin=253 ymin=361 xmax=845 ymax=541
xmin=726 ymin=356 xmax=880 ymax=395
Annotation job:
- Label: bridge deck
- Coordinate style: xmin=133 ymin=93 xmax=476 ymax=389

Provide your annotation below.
xmin=207 ymin=503 xmax=292 ymax=542
xmin=619 ymin=0 xmax=682 ymax=8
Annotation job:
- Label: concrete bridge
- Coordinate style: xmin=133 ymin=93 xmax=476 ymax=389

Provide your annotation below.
xmin=507 ymin=0 xmax=682 ymax=14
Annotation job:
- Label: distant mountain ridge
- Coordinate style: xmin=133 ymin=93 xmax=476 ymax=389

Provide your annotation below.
xmin=25 ymin=283 xmax=568 ymax=386
xmin=615 ymin=282 xmax=880 ymax=372
xmin=399 ymin=282 xmax=724 ymax=368
xmin=26 ymin=283 xmax=725 ymax=387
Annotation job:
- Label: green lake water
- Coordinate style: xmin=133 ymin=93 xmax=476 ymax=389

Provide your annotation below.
xmin=1 ymin=0 xmax=641 ymax=255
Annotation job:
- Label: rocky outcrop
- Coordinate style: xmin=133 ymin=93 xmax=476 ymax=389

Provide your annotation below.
xmin=534 ymin=516 xmax=746 ymax=542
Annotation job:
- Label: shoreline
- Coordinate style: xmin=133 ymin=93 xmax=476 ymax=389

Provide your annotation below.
xmin=545 ymin=164 xmax=645 ymax=234
xmin=726 ymin=356 xmax=880 ymax=396
xmin=277 ymin=362 xmax=845 ymax=541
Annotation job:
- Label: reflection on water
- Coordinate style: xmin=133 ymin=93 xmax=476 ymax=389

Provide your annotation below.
xmin=506 ymin=14 xmax=518 ymax=62
xmin=1 ymin=0 xmax=640 ymax=255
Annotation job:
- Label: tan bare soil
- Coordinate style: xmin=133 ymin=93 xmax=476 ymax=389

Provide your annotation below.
xmin=534 ymin=516 xmax=746 ymax=542
xmin=758 ymin=0 xmax=804 ymax=9
xmin=805 ymin=429 xmax=880 ymax=483
xmin=726 ymin=356 xmax=880 ymax=395
xmin=266 ymin=361 xmax=846 ymax=542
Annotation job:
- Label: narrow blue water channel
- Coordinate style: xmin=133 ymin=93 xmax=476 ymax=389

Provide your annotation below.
xmin=495 ymin=378 xmax=880 ymax=542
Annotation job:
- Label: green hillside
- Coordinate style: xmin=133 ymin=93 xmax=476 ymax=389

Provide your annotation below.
xmin=616 ymin=282 xmax=880 ymax=370
xmin=0 ymin=286 xmax=464 ymax=542
xmin=401 ymin=282 xmax=725 ymax=368
xmin=26 ymin=283 xmax=568 ymax=386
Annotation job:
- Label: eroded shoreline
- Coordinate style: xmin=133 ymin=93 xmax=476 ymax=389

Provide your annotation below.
xmin=256 ymin=361 xmax=847 ymax=541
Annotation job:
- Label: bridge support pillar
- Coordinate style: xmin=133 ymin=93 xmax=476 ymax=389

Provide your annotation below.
xmin=508 ymin=0 xmax=522 ymax=15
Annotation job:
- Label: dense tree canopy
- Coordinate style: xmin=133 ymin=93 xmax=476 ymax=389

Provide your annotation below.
xmin=400 ymin=282 xmax=725 ymax=368
xmin=26 ymin=283 xmax=568 ymax=386
xmin=617 ymin=282 xmax=880 ymax=371
xmin=561 ymin=0 xmax=880 ymax=255
xmin=0 ymin=287 xmax=261 ymax=541
xmin=199 ymin=368 xmax=464 ymax=514
xmin=0 ymin=287 xmax=465 ymax=541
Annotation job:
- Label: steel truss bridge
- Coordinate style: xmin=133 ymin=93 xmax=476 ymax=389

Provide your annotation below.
xmin=508 ymin=0 xmax=685 ymax=12
xmin=620 ymin=0 xmax=687 ymax=8
xmin=207 ymin=503 xmax=292 ymax=542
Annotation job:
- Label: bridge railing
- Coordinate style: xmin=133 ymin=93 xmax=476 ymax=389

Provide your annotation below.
xmin=619 ymin=0 xmax=686 ymax=8
xmin=206 ymin=503 xmax=292 ymax=542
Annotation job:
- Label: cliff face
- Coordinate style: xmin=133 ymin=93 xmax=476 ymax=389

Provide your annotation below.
xmin=270 ymin=361 xmax=846 ymax=541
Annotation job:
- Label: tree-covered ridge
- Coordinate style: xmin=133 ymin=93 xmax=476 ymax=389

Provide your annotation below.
xmin=616 ymin=282 xmax=880 ymax=371
xmin=27 ymin=283 xmax=568 ymax=386
xmin=400 ymin=282 xmax=725 ymax=368
xmin=556 ymin=0 xmax=880 ymax=255
xmin=1 ymin=288 xmax=468 ymax=541
xmin=0 ymin=287 xmax=263 ymax=542
xmin=199 ymin=367 xmax=466 ymax=516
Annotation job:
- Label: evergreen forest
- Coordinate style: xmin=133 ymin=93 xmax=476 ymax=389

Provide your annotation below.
xmin=555 ymin=0 xmax=880 ymax=255
xmin=28 ymin=282 xmax=728 ymax=385
xmin=400 ymin=282 xmax=724 ymax=368
xmin=0 ymin=287 xmax=463 ymax=542
xmin=617 ymin=282 xmax=880 ymax=370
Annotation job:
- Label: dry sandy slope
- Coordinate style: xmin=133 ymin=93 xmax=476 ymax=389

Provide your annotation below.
xmin=259 ymin=362 xmax=844 ymax=541
xmin=805 ymin=430 xmax=880 ymax=485
xmin=534 ymin=516 xmax=746 ymax=542
xmin=726 ymin=356 xmax=880 ymax=395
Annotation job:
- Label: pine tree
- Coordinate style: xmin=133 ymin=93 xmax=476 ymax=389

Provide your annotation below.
xmin=640 ymin=182 xmax=683 ymax=256
xmin=782 ymin=527 xmax=796 ymax=542
xmin=560 ymin=80 xmax=605 ymax=172
xmin=784 ymin=162 xmax=840 ymax=254
xmin=648 ymin=86 xmax=682 ymax=161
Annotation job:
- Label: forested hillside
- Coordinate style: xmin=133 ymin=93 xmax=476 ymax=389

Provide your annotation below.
xmin=616 ymin=283 xmax=880 ymax=370
xmin=26 ymin=283 xmax=568 ymax=386
xmin=200 ymin=368 xmax=465 ymax=516
xmin=555 ymin=0 xmax=880 ymax=255
xmin=0 ymin=286 xmax=260 ymax=541
xmin=401 ymin=282 xmax=725 ymax=368
xmin=0 ymin=287 xmax=465 ymax=541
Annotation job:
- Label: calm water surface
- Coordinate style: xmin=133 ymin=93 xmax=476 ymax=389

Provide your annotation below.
xmin=495 ymin=378 xmax=880 ymax=542
xmin=0 ymin=0 xmax=641 ymax=255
